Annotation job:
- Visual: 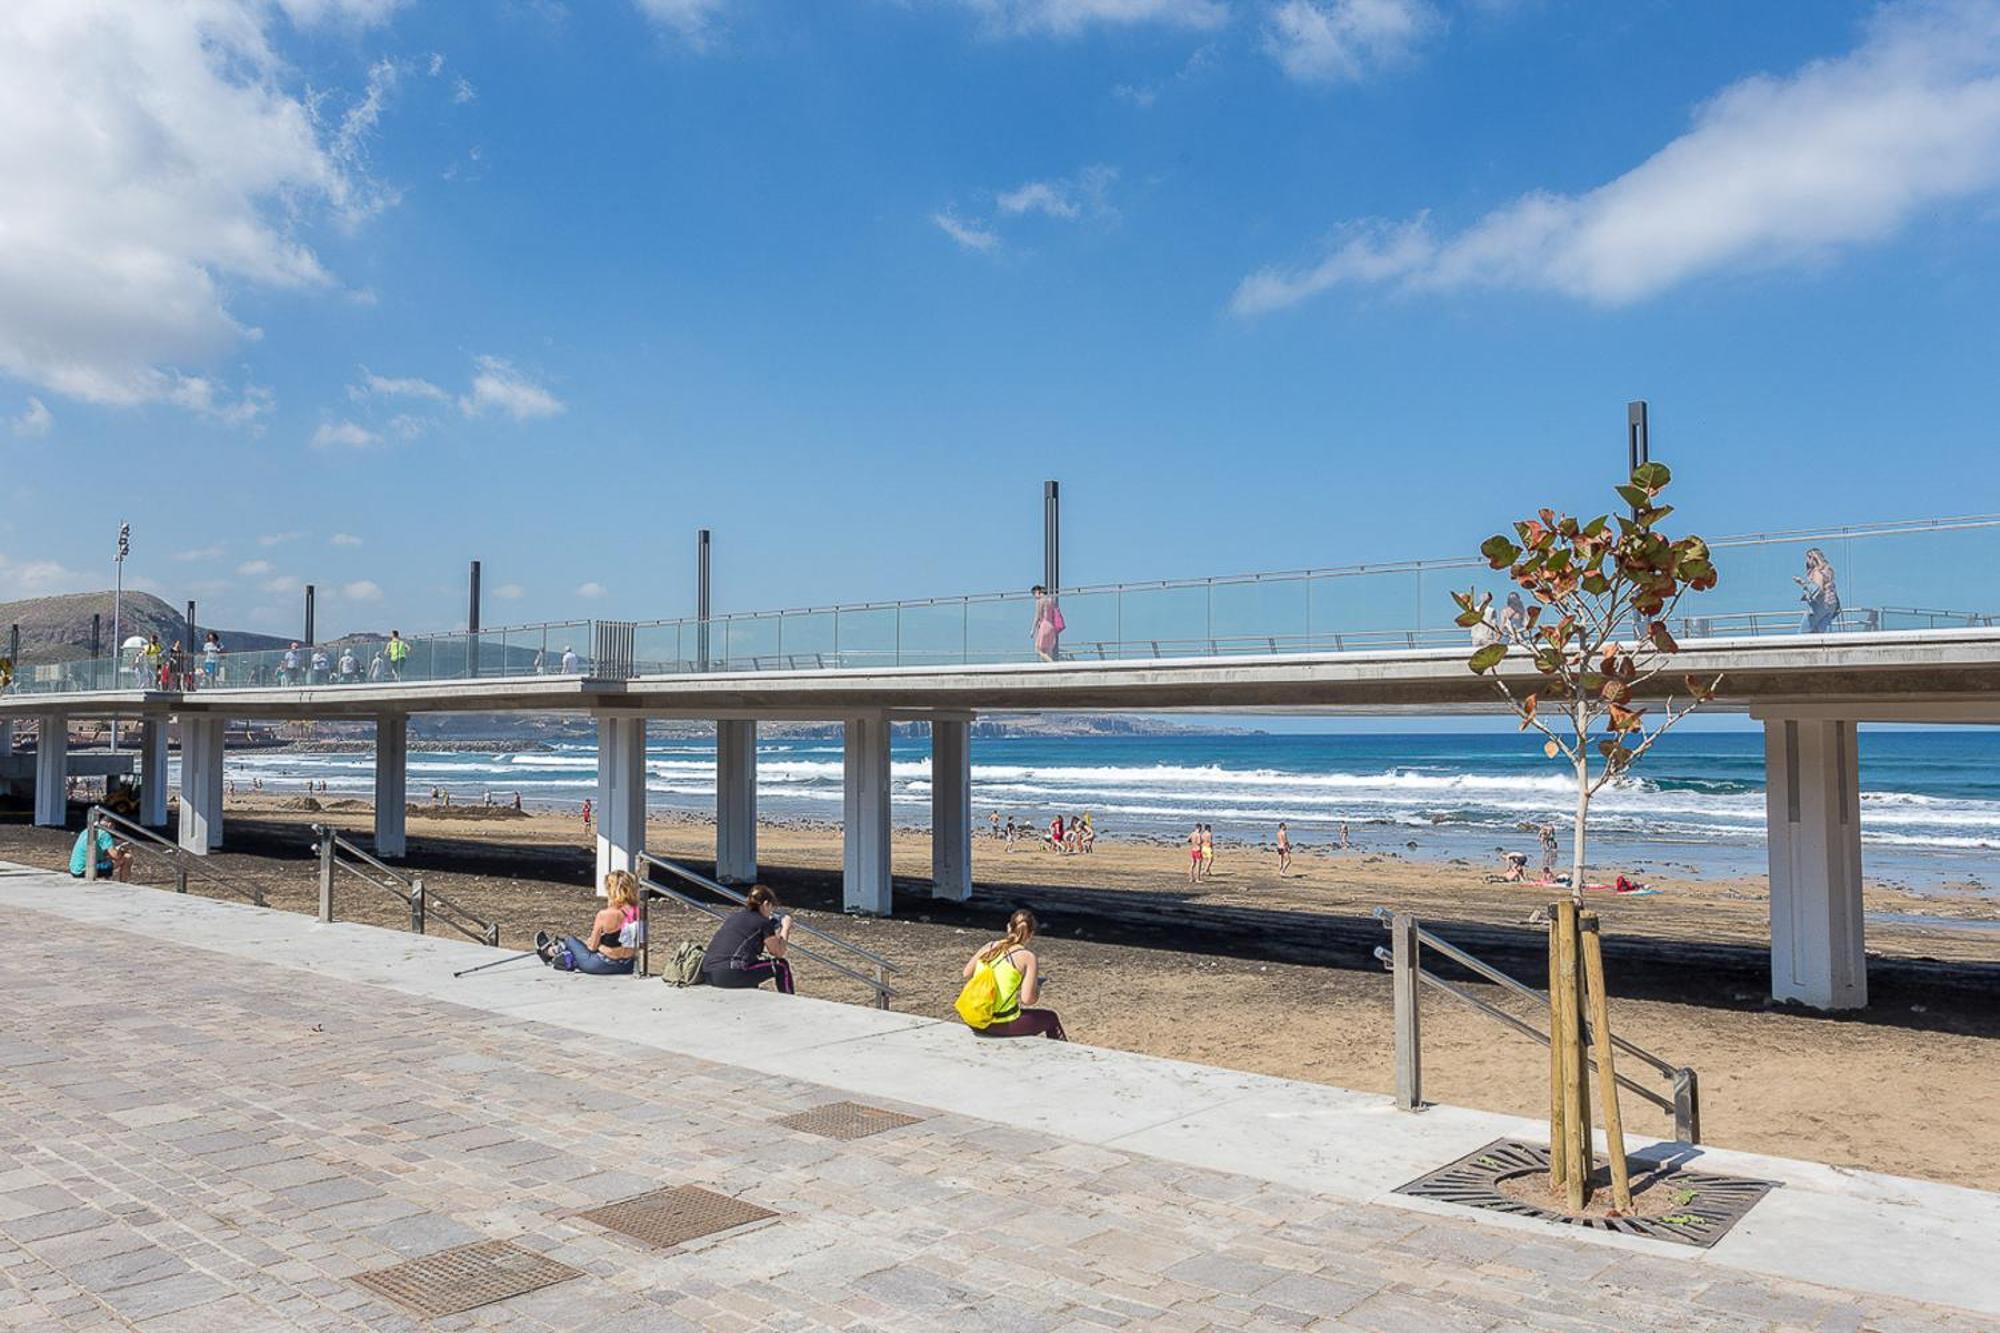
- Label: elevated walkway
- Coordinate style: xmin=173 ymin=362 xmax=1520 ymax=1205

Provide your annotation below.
xmin=1 ymin=860 xmax=1994 ymax=1320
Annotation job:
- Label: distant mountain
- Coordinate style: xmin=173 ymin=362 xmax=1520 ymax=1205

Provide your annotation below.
xmin=0 ymin=590 xmax=294 ymax=663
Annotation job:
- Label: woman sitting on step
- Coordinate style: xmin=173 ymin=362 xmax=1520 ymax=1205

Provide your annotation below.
xmin=961 ymin=909 xmax=1066 ymax=1040
xmin=700 ymin=884 xmax=797 ymax=994
xmin=536 ymin=869 xmax=642 ymax=975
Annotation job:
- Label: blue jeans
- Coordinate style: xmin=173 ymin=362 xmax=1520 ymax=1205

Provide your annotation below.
xmin=555 ymin=936 xmax=633 ymax=975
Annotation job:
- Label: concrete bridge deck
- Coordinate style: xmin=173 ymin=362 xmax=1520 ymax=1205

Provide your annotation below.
xmin=0 ymin=862 xmax=1994 ymax=1330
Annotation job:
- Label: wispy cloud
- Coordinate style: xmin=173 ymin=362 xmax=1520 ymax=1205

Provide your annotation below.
xmin=495 ymin=582 xmax=525 ymax=600
xmin=1234 ymin=1 xmax=2000 ymax=313
xmin=452 ymin=75 xmax=477 ymax=104
xmin=236 ymin=560 xmax=274 ymax=577
xmin=340 ymin=579 xmax=383 ymax=602
xmin=1263 ymin=0 xmax=1437 ymax=84
xmin=997 ymin=165 xmax=1118 ymax=221
xmin=633 ymin=0 xmax=728 ymax=48
xmin=330 ymin=533 xmax=364 ymax=547
xmin=997 ymin=182 xmax=1080 ymax=220
xmin=259 ymin=531 xmax=303 ymax=548
xmin=312 ymin=421 xmax=384 ymax=449
xmin=953 ymin=0 xmax=1228 ymax=37
xmin=576 ymin=580 xmax=607 ymax=599
xmin=933 ymin=210 xmax=1003 ymax=254
xmin=9 ymin=398 xmax=52 ymax=438
xmin=350 ymin=368 xmax=450 ymax=402
xmin=174 ymin=545 xmax=226 ymax=563
xmin=460 ymin=356 xmax=564 ymax=420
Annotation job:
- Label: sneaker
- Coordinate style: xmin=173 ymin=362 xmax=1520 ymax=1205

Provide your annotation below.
xmin=534 ymin=930 xmax=556 ymax=963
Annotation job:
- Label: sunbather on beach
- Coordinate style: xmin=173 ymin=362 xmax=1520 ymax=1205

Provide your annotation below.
xmin=535 ymin=869 xmax=642 ymax=974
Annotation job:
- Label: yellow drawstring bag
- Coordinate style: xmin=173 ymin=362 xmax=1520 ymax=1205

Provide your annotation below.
xmin=954 ymin=961 xmax=1000 ymax=1029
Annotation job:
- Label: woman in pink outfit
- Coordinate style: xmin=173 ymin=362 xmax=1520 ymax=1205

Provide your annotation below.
xmin=1031 ymin=585 xmax=1060 ymax=662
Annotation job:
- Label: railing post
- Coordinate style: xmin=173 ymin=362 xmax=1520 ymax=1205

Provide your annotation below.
xmin=874 ymin=963 xmax=888 ymax=1010
xmin=176 ymin=865 xmax=188 ymax=894
xmin=636 ymin=888 xmax=651 ymax=980
xmin=1391 ymin=912 xmax=1422 ymax=1111
xmin=1673 ymin=1066 xmax=1701 ymax=1144
xmin=316 ymin=827 xmax=334 ymax=924
xmin=410 ymin=876 xmax=425 ymax=935
xmin=84 ymin=807 xmax=100 ymax=882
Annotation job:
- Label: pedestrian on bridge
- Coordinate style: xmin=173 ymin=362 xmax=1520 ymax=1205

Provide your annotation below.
xmin=1031 ymin=586 xmax=1061 ymax=662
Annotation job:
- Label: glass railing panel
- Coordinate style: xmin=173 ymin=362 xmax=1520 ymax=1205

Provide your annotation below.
xmin=1306 ymin=568 xmax=1423 ymax=650
xmin=772 ymin=610 xmax=836 ymax=670
xmin=896 ymin=601 xmax=968 ymax=667
xmin=831 ymin=606 xmax=897 ymax=670
xmin=1210 ymin=576 xmax=1309 ymax=656
xmin=1046 ymin=589 xmax=1119 ymax=662
xmin=721 ymin=614 xmax=782 ymax=670
xmin=965 ymin=595 xmax=1038 ymax=664
xmin=1114 ymin=584 xmax=1214 ymax=658
xmin=632 ymin=622 xmax=687 ymax=675
xmin=1695 ymin=534 xmax=1854 ymax=638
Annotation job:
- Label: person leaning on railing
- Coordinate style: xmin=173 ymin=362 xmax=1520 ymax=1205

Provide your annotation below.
xmin=699 ymin=884 xmax=796 ymax=994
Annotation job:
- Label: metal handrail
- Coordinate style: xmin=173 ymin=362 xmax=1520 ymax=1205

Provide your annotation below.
xmin=85 ymin=805 xmax=267 ymax=905
xmin=1373 ymin=908 xmax=1699 ymax=1143
xmin=634 ymin=851 xmax=897 ymax=1007
xmin=311 ymin=824 xmax=499 ymax=947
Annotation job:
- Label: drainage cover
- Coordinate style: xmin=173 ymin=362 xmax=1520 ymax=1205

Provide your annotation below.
xmin=575 ymin=1185 xmax=776 ymax=1249
xmin=774 ymin=1101 xmax=925 ymax=1140
xmin=1394 ymin=1138 xmax=1776 ymax=1249
xmin=352 ymin=1239 xmax=580 ymax=1319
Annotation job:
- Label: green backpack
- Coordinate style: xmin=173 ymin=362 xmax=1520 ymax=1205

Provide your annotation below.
xmin=660 ymin=941 xmax=706 ymax=987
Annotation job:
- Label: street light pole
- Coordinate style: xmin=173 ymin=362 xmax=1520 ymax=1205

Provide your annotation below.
xmin=111 ymin=522 xmax=129 ymax=752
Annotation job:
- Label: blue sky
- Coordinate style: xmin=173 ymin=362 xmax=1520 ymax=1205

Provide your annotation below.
xmin=3 ymin=0 xmax=1998 ymax=642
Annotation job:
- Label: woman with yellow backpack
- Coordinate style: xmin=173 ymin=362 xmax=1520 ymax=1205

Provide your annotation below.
xmin=955 ymin=909 xmax=1066 ymax=1040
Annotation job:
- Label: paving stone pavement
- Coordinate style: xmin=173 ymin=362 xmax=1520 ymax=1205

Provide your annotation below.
xmin=0 ymin=901 xmax=1988 ymax=1332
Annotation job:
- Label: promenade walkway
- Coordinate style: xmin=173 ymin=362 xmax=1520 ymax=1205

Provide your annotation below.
xmin=0 ymin=863 xmax=1994 ymax=1331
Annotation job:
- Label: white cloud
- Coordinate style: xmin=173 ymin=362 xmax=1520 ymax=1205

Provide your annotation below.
xmin=331 ymin=58 xmax=402 ymax=203
xmin=259 ymin=531 xmax=303 ymax=547
xmin=0 ymin=3 xmax=386 ymax=415
xmin=350 ymin=368 xmax=450 ymax=402
xmin=427 ymin=51 xmax=445 ymax=76
xmin=340 ymin=579 xmax=383 ymax=602
xmin=452 ymin=75 xmax=477 ymax=104
xmin=576 ymin=581 xmax=607 ymax=599
xmin=459 ymin=355 xmax=564 ymax=420
xmin=0 ymin=553 xmax=94 ymax=600
xmin=1235 ymin=2 xmax=2000 ymax=312
xmin=1263 ymin=0 xmax=1436 ymax=84
xmin=997 ymin=182 xmax=1080 ymax=220
xmin=236 ymin=560 xmax=274 ymax=576
xmin=9 ymin=398 xmax=52 ymax=438
xmin=262 ymin=574 xmax=301 ymax=594
xmin=330 ymin=532 xmax=364 ymax=546
xmin=633 ymin=0 xmax=727 ymax=47
xmin=495 ymin=582 xmax=525 ymax=600
xmin=953 ymin=0 xmax=1228 ymax=37
xmin=311 ymin=420 xmax=383 ymax=449
xmin=175 ymin=545 xmax=226 ymax=563
xmin=933 ymin=210 xmax=1002 ymax=253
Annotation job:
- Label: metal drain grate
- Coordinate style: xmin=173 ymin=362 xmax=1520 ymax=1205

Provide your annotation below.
xmin=1395 ymin=1139 xmax=1775 ymax=1248
xmin=575 ymin=1185 xmax=776 ymax=1249
xmin=773 ymin=1100 xmax=925 ymax=1140
xmin=352 ymin=1239 xmax=581 ymax=1318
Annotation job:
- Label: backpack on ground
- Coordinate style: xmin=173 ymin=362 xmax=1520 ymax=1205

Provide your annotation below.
xmin=660 ymin=940 xmax=706 ymax=987
xmin=954 ymin=961 xmax=1000 ymax=1029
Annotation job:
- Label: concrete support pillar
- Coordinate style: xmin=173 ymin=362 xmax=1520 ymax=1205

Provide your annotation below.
xmin=139 ymin=718 xmax=169 ymax=828
xmin=715 ymin=719 xmax=758 ymax=884
xmin=930 ymin=718 xmax=972 ymax=902
xmin=1765 ymin=718 xmax=1867 ymax=1010
xmin=594 ymin=716 xmax=647 ymax=890
xmin=177 ymin=717 xmax=224 ymax=854
xmin=33 ymin=716 xmax=67 ymax=827
xmin=843 ymin=713 xmax=893 ymax=916
xmin=0 ymin=719 xmax=12 ymax=757
xmin=374 ymin=715 xmax=408 ymax=859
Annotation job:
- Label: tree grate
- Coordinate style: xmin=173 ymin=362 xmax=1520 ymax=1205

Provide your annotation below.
xmin=773 ymin=1100 xmax=925 ymax=1140
xmin=351 ymin=1239 xmax=581 ymax=1319
xmin=574 ymin=1185 xmax=776 ymax=1249
xmin=1394 ymin=1138 xmax=1776 ymax=1248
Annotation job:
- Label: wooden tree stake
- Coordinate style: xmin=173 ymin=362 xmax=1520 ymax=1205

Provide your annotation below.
xmin=1546 ymin=905 xmax=1566 ymax=1193
xmin=1580 ymin=913 xmax=1633 ymax=1213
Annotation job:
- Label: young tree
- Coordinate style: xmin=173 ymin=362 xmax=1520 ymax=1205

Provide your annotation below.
xmin=1454 ymin=463 xmax=1722 ymax=904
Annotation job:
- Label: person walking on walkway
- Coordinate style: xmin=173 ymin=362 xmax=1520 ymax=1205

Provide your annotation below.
xmin=1031 ymin=586 xmax=1061 ymax=662
xmin=385 ymin=631 xmax=409 ymax=681
xmin=701 ymin=884 xmax=797 ymax=993
xmin=202 ymin=632 xmax=223 ymax=687
xmin=960 ymin=909 xmax=1066 ymax=1040
xmin=1796 ymin=548 xmax=1841 ymax=634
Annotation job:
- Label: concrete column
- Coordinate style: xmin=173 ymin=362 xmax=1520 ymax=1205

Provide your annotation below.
xmin=930 ymin=718 xmax=972 ymax=902
xmin=32 ymin=715 xmax=67 ymax=827
xmin=715 ymin=719 xmax=758 ymax=884
xmin=177 ymin=717 xmax=223 ymax=854
xmin=374 ymin=715 xmax=408 ymax=859
xmin=139 ymin=717 xmax=170 ymax=828
xmin=1765 ymin=718 xmax=1867 ymax=1010
xmin=0 ymin=719 xmax=12 ymax=757
xmin=594 ymin=716 xmax=647 ymax=890
xmin=843 ymin=713 xmax=893 ymax=915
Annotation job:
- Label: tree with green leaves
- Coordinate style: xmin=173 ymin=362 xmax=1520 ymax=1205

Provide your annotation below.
xmin=1454 ymin=462 xmax=1722 ymax=905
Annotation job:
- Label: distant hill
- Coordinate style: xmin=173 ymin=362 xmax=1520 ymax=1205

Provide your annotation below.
xmin=0 ymin=590 xmax=294 ymax=663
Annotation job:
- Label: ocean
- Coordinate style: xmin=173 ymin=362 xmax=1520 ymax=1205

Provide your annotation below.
xmin=205 ymin=729 xmax=2000 ymax=892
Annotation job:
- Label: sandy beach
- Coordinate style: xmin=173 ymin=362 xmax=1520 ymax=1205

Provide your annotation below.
xmin=6 ymin=794 xmax=1997 ymax=1190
